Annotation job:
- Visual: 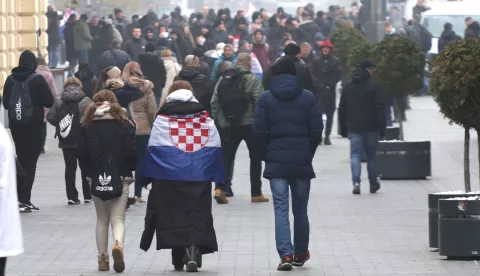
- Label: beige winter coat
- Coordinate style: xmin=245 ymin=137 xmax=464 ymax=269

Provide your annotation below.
xmin=160 ymin=56 xmax=181 ymax=106
xmin=132 ymin=80 xmax=157 ymax=135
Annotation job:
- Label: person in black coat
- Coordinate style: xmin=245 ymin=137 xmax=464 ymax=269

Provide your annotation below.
xmin=2 ymin=50 xmax=54 ymax=211
xmin=338 ymin=60 xmax=385 ymax=195
xmin=74 ymin=63 xmax=97 ymax=100
xmin=438 ymin=23 xmax=462 ymax=52
xmin=299 ymin=11 xmax=321 ymax=46
xmin=138 ymin=43 xmax=167 ymax=105
xmin=263 ymin=43 xmax=314 ymax=92
xmin=252 ymin=57 xmax=322 ymax=270
xmin=311 ymin=39 xmax=341 ymax=145
xmin=64 ymin=14 xmax=77 ymax=76
xmin=174 ymin=55 xmax=208 ymax=104
xmin=124 ymin=27 xmax=147 ymax=61
xmin=96 ymin=39 xmax=131 ymax=77
xmin=46 ymin=6 xmax=62 ymax=68
xmin=192 ymin=48 xmax=211 ymax=78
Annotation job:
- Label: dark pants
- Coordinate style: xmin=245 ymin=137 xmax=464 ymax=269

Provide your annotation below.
xmin=0 ymin=257 xmax=6 ymax=276
xmin=135 ymin=135 xmax=150 ymax=197
xmin=41 ymin=122 xmax=47 ymax=150
xmin=62 ymin=148 xmax=91 ymax=201
xmin=11 ymin=127 xmax=42 ymax=204
xmin=322 ymin=96 xmax=336 ymax=137
xmin=220 ymin=125 xmax=262 ymax=197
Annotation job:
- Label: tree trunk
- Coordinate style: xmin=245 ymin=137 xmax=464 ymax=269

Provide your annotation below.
xmin=394 ymin=98 xmax=404 ymax=141
xmin=464 ymin=127 xmax=471 ymax=193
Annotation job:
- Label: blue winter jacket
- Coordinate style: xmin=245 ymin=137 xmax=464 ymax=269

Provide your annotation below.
xmin=252 ymin=74 xmax=323 ymax=180
xmin=210 ymin=54 xmax=237 ymax=80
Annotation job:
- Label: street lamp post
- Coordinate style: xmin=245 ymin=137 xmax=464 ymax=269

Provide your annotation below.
xmin=364 ymin=0 xmax=387 ymax=42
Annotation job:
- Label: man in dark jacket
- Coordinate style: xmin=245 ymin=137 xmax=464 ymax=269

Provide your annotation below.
xmin=338 ymin=60 xmax=385 ymax=195
xmin=263 ymin=43 xmax=314 ymax=92
xmin=252 ymin=57 xmax=323 ymax=271
xmin=312 ymin=39 xmax=341 ymax=145
xmin=465 ymin=21 xmax=480 ymax=39
xmin=210 ymin=20 xmax=230 ymax=45
xmin=299 ymin=11 xmax=321 ymax=46
xmin=2 ymin=50 xmax=54 ymax=212
xmin=138 ymin=43 xmax=167 ymax=105
xmin=74 ymin=63 xmax=97 ymax=100
xmin=64 ymin=14 xmax=77 ymax=76
xmin=124 ymin=27 xmax=147 ymax=61
xmin=46 ymin=6 xmax=61 ymax=68
xmin=96 ymin=39 xmax=131 ymax=77
xmin=438 ymin=23 xmax=462 ymax=52
xmin=174 ymin=55 xmax=208 ymax=103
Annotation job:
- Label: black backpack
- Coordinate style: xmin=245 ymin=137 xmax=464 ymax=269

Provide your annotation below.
xmin=56 ymin=101 xmax=82 ymax=144
xmin=91 ymin=129 xmax=123 ymax=201
xmin=217 ymin=68 xmax=250 ymax=125
xmin=8 ymin=73 xmax=39 ymax=125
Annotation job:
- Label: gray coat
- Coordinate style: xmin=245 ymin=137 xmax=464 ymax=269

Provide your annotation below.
xmin=47 ymin=84 xmax=91 ymax=148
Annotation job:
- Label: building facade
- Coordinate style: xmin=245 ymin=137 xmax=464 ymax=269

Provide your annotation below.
xmin=0 ymin=0 xmax=48 ymax=95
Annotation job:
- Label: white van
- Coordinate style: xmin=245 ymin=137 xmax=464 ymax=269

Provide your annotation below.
xmin=421 ymin=2 xmax=480 ymax=54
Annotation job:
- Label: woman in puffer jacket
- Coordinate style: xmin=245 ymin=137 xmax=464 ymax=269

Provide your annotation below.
xmin=160 ymin=49 xmax=181 ymax=106
xmin=121 ymin=61 xmax=157 ymax=205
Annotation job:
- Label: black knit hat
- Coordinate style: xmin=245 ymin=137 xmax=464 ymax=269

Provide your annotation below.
xmin=271 ymin=57 xmax=297 ymax=76
xmin=284 ymin=43 xmax=301 ymax=56
xmin=145 ymin=43 xmax=156 ymax=53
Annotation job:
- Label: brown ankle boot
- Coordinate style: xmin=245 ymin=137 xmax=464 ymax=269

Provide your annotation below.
xmin=251 ymin=195 xmax=270 ymax=203
xmin=98 ymin=253 xmax=110 ymax=271
xmin=112 ymin=240 xmax=125 ymax=273
xmin=214 ymin=189 xmax=228 ymax=204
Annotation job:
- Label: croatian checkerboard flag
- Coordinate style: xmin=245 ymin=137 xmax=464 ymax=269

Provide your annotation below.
xmin=142 ymin=111 xmax=225 ymax=183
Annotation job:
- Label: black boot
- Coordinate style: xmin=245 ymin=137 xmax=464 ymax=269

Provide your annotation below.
xmin=184 ymin=245 xmax=202 ymax=272
xmin=324 ymin=136 xmax=332 ymax=145
xmin=224 ymin=184 xmax=234 ymax=197
xmin=370 ymin=181 xmax=381 ymax=194
xmin=172 ymin=248 xmax=185 ymax=271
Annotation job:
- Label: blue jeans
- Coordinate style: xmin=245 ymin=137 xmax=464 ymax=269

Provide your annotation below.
xmin=75 ymin=50 xmax=89 ymax=64
xmin=48 ymin=44 xmax=58 ymax=68
xmin=135 ymin=135 xmax=150 ymax=197
xmin=270 ymin=178 xmax=311 ymax=258
xmin=348 ymin=131 xmax=379 ymax=184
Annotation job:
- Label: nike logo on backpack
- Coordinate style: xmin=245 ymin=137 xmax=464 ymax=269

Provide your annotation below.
xmin=59 ymin=114 xmax=74 ymax=138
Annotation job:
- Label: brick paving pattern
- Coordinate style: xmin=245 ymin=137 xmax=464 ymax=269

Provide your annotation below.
xmin=4 ymin=97 xmax=480 ymax=275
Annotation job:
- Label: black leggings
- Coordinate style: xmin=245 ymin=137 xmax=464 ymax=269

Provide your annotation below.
xmin=0 ymin=257 xmax=6 ymax=276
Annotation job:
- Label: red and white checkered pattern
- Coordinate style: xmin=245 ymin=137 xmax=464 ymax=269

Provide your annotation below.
xmin=169 ymin=115 xmax=210 ymax=152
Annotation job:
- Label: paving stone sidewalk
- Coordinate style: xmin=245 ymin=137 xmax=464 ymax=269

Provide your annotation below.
xmin=4 ymin=96 xmax=480 ymax=276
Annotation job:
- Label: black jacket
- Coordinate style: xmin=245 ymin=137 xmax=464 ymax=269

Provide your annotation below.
xmin=96 ymin=48 xmax=131 ymax=77
xmin=202 ymin=78 xmax=220 ymax=115
xmin=174 ymin=67 xmax=208 ymax=102
xmin=46 ymin=11 xmax=61 ymax=46
xmin=263 ymin=56 xmax=314 ymax=92
xmin=74 ymin=64 xmax=97 ymax=100
xmin=2 ymin=51 xmax=54 ymax=128
xmin=338 ymin=68 xmax=386 ymax=135
xmin=312 ymin=54 xmax=341 ymax=108
xmin=138 ymin=53 xmax=167 ymax=95
xmin=78 ymin=115 xmax=136 ymax=178
xmin=438 ymin=30 xmax=462 ymax=52
xmin=299 ymin=20 xmax=321 ymax=45
xmin=64 ymin=21 xmax=76 ymax=59
xmin=124 ymin=37 xmax=147 ymax=61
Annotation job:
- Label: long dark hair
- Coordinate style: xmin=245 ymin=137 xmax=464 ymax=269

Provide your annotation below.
xmin=94 ymin=66 xmax=114 ymax=94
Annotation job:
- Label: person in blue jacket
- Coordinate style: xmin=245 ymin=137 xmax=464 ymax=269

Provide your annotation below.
xmin=210 ymin=44 xmax=237 ymax=79
xmin=252 ymin=57 xmax=323 ymax=271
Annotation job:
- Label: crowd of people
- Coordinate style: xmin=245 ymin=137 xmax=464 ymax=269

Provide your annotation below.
xmin=2 ymin=0 xmax=470 ymax=274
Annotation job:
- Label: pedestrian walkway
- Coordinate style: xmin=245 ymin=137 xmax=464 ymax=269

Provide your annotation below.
xmin=6 ymin=96 xmax=480 ymax=275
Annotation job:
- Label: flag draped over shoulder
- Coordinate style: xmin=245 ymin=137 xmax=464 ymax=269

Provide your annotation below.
xmin=142 ymin=111 xmax=225 ymax=183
